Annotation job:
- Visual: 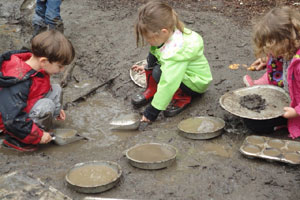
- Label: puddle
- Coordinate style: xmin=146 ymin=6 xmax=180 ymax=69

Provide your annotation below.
xmin=110 ymin=130 xmax=139 ymax=140
xmin=203 ymin=143 xmax=232 ymax=158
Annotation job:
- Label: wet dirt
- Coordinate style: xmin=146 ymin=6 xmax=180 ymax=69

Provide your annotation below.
xmin=240 ymin=94 xmax=266 ymax=113
xmin=1 ymin=0 xmax=300 ymax=200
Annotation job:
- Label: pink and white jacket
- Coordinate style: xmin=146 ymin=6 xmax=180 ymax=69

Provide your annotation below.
xmin=287 ymin=49 xmax=300 ymax=139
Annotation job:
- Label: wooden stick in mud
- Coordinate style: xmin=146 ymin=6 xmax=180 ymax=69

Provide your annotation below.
xmin=64 ymin=73 xmax=120 ymax=106
xmin=60 ymin=63 xmax=76 ymax=88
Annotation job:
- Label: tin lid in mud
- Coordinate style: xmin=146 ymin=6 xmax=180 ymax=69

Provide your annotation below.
xmin=65 ymin=161 xmax=122 ymax=193
xmin=177 ymin=116 xmax=225 ymax=140
xmin=219 ymin=85 xmax=290 ymax=120
xmin=129 ymin=60 xmax=147 ymax=88
xmin=125 ymin=143 xmax=177 ymax=170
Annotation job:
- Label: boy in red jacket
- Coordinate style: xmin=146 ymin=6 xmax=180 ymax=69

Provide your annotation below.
xmin=0 ymin=30 xmax=75 ymax=151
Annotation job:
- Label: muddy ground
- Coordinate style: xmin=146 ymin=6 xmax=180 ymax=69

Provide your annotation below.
xmin=1 ymin=0 xmax=300 ymax=200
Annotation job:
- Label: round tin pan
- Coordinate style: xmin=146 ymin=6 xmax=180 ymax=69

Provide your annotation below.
xmin=125 ymin=143 xmax=177 ymax=170
xmin=65 ymin=161 xmax=122 ymax=194
xmin=177 ymin=116 xmax=225 ymax=140
xmin=219 ymin=85 xmax=290 ymax=120
xmin=129 ymin=60 xmax=147 ymax=88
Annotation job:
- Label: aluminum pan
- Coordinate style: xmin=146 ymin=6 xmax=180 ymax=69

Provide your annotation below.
xmin=125 ymin=143 xmax=177 ymax=170
xmin=129 ymin=60 xmax=147 ymax=88
xmin=65 ymin=161 xmax=122 ymax=193
xmin=177 ymin=116 xmax=225 ymax=140
xmin=219 ymin=85 xmax=290 ymax=120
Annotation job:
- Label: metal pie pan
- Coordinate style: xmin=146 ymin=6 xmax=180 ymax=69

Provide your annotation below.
xmin=219 ymin=85 xmax=290 ymax=120
xmin=177 ymin=116 xmax=225 ymax=140
xmin=129 ymin=60 xmax=147 ymax=88
xmin=125 ymin=143 xmax=177 ymax=170
xmin=65 ymin=161 xmax=122 ymax=193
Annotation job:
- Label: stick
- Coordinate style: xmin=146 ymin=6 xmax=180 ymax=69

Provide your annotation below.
xmin=64 ymin=73 xmax=120 ymax=107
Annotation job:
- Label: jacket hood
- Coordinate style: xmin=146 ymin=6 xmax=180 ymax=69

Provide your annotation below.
xmin=0 ymin=50 xmax=36 ymax=87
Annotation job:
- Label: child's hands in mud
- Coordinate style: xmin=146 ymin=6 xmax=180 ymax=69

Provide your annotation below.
xmin=249 ymin=57 xmax=267 ymax=71
xmin=56 ymin=109 xmax=66 ymax=121
xmin=132 ymin=64 xmax=145 ymax=74
xmin=40 ymin=131 xmax=52 ymax=144
xmin=283 ymin=107 xmax=299 ymax=119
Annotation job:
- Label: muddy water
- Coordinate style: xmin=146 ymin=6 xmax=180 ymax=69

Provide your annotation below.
xmin=127 ymin=144 xmax=176 ymax=162
xmin=283 ymin=153 xmax=300 ymax=163
xmin=55 ymin=129 xmax=77 ymax=138
xmin=67 ymin=164 xmax=118 ymax=187
xmin=287 ymin=142 xmax=300 ymax=151
xmin=267 ymin=139 xmax=285 ymax=149
xmin=246 ymin=136 xmax=265 ymax=145
xmin=179 ymin=117 xmax=222 ymax=133
xmin=242 ymin=145 xmax=261 ymax=154
xmin=263 ymin=148 xmax=281 ymax=157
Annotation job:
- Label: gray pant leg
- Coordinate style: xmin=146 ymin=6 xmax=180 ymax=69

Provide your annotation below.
xmin=29 ymin=84 xmax=63 ymax=131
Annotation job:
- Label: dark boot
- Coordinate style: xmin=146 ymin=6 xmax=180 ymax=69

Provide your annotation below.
xmin=2 ymin=135 xmax=38 ymax=152
xmin=38 ymin=112 xmax=53 ymax=132
xmin=131 ymin=69 xmax=157 ymax=107
xmin=163 ymin=88 xmax=192 ymax=117
xmin=32 ymin=24 xmax=47 ymax=38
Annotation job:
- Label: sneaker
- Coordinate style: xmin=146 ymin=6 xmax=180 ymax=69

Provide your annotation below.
xmin=243 ymin=75 xmax=254 ymax=87
xmin=2 ymin=136 xmax=38 ymax=152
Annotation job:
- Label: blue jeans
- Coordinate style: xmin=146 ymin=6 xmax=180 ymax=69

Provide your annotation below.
xmin=32 ymin=0 xmax=62 ymax=28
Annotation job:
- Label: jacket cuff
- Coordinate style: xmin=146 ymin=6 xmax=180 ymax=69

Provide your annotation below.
xmin=144 ymin=104 xmax=161 ymax=122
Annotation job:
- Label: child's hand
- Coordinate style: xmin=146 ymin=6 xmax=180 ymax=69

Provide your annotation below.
xmin=251 ymin=58 xmax=267 ymax=71
xmin=283 ymin=107 xmax=299 ymax=119
xmin=132 ymin=64 xmax=145 ymax=74
xmin=141 ymin=115 xmax=151 ymax=122
xmin=56 ymin=109 xmax=66 ymax=121
xmin=40 ymin=131 xmax=52 ymax=144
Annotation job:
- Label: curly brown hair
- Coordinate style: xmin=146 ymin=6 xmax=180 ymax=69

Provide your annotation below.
xmin=252 ymin=6 xmax=300 ymax=60
xmin=135 ymin=0 xmax=184 ymax=47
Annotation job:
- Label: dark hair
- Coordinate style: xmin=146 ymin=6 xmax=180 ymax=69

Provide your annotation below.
xmin=31 ymin=30 xmax=75 ymax=65
xmin=253 ymin=6 xmax=300 ymax=60
xmin=135 ymin=0 xmax=184 ymax=46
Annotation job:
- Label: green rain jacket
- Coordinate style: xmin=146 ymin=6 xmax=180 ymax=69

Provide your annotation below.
xmin=150 ymin=28 xmax=212 ymax=111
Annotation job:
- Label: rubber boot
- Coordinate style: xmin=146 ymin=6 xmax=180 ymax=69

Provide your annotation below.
xmin=243 ymin=72 xmax=269 ymax=87
xmin=2 ymin=135 xmax=38 ymax=152
xmin=131 ymin=70 xmax=157 ymax=107
xmin=163 ymin=88 xmax=192 ymax=117
xmin=38 ymin=112 xmax=53 ymax=132
xmin=32 ymin=24 xmax=47 ymax=38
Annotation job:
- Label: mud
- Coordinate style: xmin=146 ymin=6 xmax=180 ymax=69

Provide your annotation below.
xmin=127 ymin=143 xmax=176 ymax=162
xmin=1 ymin=0 xmax=300 ymax=200
xmin=67 ymin=164 xmax=118 ymax=187
xmin=240 ymin=94 xmax=266 ymax=113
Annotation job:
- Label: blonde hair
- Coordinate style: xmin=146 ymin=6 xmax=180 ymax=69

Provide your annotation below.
xmin=31 ymin=30 xmax=75 ymax=65
xmin=135 ymin=0 xmax=184 ymax=46
xmin=253 ymin=6 xmax=300 ymax=60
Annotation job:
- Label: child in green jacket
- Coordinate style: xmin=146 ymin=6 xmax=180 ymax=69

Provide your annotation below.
xmin=131 ymin=0 xmax=212 ymax=122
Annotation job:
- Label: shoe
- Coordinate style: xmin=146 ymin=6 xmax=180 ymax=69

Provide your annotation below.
xmin=32 ymin=24 xmax=47 ymax=38
xmin=253 ymin=72 xmax=269 ymax=85
xmin=49 ymin=21 xmax=64 ymax=33
xmin=39 ymin=112 xmax=53 ymax=131
xmin=132 ymin=69 xmax=157 ymax=107
xmin=163 ymin=88 xmax=191 ymax=117
xmin=2 ymin=136 xmax=38 ymax=152
xmin=243 ymin=75 xmax=254 ymax=87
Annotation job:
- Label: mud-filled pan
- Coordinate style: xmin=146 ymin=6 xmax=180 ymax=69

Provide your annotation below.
xmin=51 ymin=128 xmax=84 ymax=145
xmin=219 ymin=85 xmax=290 ymax=120
xmin=177 ymin=116 xmax=225 ymax=140
xmin=125 ymin=143 xmax=177 ymax=170
xmin=129 ymin=60 xmax=147 ymax=88
xmin=65 ymin=161 xmax=122 ymax=193
xmin=240 ymin=135 xmax=300 ymax=165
